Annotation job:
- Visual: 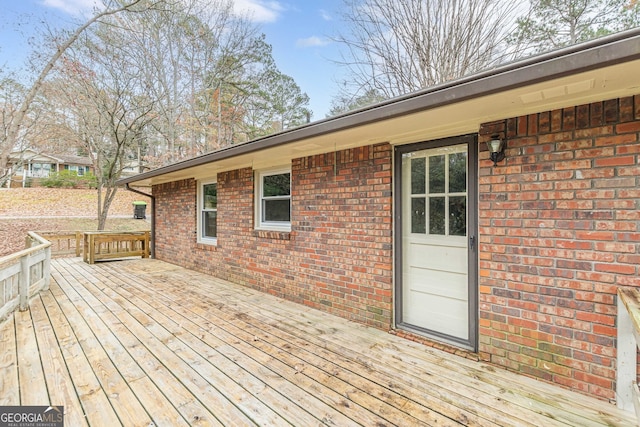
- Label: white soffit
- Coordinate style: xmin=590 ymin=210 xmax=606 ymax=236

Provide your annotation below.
xmin=519 ymin=79 xmax=596 ymax=104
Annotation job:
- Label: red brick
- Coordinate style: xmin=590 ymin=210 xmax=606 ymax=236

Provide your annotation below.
xmin=590 ymin=101 xmax=604 ymax=126
xmin=620 ymin=96 xmax=634 ymax=122
xmin=550 ymin=109 xmax=563 ymax=131
xmin=594 ymin=263 xmax=636 ymax=275
xmin=538 ymin=111 xmax=550 ymax=133
xmin=563 ymin=107 xmax=575 ymax=129
xmin=595 ymin=133 xmax=637 ymax=146
xmin=576 ymin=104 xmax=590 ymax=128
xmin=574 ymin=371 xmax=613 ymax=389
xmin=603 ymin=99 xmax=618 ymax=122
xmin=616 ymin=121 xmax=640 ymax=133
xmin=594 ymin=156 xmax=635 ymax=167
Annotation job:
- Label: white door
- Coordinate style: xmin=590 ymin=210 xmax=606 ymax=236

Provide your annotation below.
xmin=399 ymin=142 xmax=473 ymax=346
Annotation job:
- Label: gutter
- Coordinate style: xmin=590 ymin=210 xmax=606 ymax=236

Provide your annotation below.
xmin=125 ymin=183 xmax=155 ymax=258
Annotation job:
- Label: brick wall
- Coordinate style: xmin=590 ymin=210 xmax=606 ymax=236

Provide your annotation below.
xmin=152 ymin=143 xmax=394 ymax=329
xmin=154 ymin=179 xmax=197 ymax=265
xmin=478 ymin=95 xmax=640 ymax=400
xmin=152 ymin=95 xmax=639 ymax=401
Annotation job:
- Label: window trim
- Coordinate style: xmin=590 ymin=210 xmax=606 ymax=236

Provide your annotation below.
xmin=255 ymin=167 xmax=291 ymax=232
xmin=197 ymin=178 xmax=218 ymax=245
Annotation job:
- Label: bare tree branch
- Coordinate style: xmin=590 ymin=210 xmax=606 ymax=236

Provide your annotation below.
xmin=0 ymin=0 xmax=159 ymax=183
xmin=333 ymin=0 xmax=521 ymax=100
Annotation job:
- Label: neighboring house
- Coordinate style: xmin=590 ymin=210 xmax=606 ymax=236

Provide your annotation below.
xmin=121 ymin=158 xmax=149 ymax=177
xmin=7 ymin=149 xmax=93 ymax=187
xmin=118 ymin=29 xmax=640 ymax=402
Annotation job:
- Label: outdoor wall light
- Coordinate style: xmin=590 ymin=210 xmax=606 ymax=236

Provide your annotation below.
xmin=487 ymin=134 xmax=505 ymax=166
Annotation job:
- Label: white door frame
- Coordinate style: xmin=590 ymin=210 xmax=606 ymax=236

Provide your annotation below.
xmin=394 ymin=134 xmax=479 ymax=351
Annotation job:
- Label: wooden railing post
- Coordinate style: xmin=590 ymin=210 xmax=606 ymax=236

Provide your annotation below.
xmin=617 ymin=288 xmax=640 ymax=419
xmin=83 ymin=233 xmax=89 ymax=263
xmin=43 ymin=246 xmax=51 ymax=290
xmin=76 ymin=231 xmax=82 ymax=257
xmin=19 ymin=254 xmax=30 ymax=311
xmin=144 ymin=231 xmax=150 ymax=259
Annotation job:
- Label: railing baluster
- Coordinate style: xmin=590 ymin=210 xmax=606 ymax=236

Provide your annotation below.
xmin=19 ymin=254 xmax=30 ymax=311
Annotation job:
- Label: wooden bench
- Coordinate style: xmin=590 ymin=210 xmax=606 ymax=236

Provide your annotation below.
xmin=617 ymin=288 xmax=640 ymax=425
xmin=83 ymin=231 xmax=150 ymax=264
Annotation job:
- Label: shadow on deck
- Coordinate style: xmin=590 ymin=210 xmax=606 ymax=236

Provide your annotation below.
xmin=0 ymin=257 xmax=635 ymax=426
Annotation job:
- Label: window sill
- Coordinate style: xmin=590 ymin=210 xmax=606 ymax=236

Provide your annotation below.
xmin=196 ymin=242 xmax=219 ymax=251
xmin=253 ymin=230 xmax=291 ymax=240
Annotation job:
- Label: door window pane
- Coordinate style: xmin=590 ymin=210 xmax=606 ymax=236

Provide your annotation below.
xmin=429 ymin=155 xmax=445 ymax=193
xmin=429 ymin=197 xmax=445 ymax=235
xmin=411 ymin=197 xmax=426 ymax=234
xmin=449 ymin=196 xmax=466 ymax=236
xmin=411 ymin=157 xmax=425 ymax=194
xmin=449 ymin=152 xmax=467 ymax=193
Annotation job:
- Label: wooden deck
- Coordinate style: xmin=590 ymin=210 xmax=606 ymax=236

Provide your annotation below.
xmin=0 ymin=257 xmax=635 ymax=426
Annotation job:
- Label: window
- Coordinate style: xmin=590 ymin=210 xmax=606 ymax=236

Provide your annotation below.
xmin=256 ymin=168 xmax=291 ymax=231
xmin=198 ymin=180 xmax=218 ymax=244
xmin=65 ymin=165 xmax=85 ymax=176
xmin=409 ymin=146 xmax=467 ymax=237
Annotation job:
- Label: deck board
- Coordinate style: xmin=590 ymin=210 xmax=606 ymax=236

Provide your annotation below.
xmin=112 ymin=269 xmax=470 ymax=426
xmin=29 ymin=295 xmax=88 ymax=427
xmin=39 ymin=287 xmax=123 ymax=426
xmin=15 ymin=308 xmax=49 ymax=405
xmin=0 ymin=257 xmax=636 ymax=426
xmin=0 ymin=315 xmax=19 ymax=406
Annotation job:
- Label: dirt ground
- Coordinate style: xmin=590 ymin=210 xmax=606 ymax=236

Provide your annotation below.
xmin=0 ymin=188 xmax=151 ymax=257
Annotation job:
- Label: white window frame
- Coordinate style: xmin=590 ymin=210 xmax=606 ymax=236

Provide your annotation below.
xmin=255 ymin=167 xmax=291 ymax=232
xmin=197 ymin=178 xmax=218 ymax=245
xmin=67 ymin=165 xmax=85 ymax=176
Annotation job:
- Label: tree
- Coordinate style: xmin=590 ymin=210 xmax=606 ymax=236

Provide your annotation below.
xmin=509 ymin=0 xmax=640 ymax=54
xmin=0 ymin=75 xmax=65 ymax=186
xmin=112 ymin=0 xmax=311 ymax=161
xmin=118 ymin=0 xmax=244 ymax=161
xmin=265 ymin=72 xmax=312 ymax=131
xmin=243 ymin=69 xmax=311 ymax=138
xmin=327 ymin=88 xmax=385 ymax=117
xmin=0 ymin=0 xmax=159 ymax=185
xmin=333 ymin=0 xmax=521 ymax=100
xmin=51 ymin=23 xmax=158 ymax=230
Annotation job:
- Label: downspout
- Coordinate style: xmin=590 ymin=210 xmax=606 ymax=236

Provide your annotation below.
xmin=125 ymin=183 xmax=155 ymax=258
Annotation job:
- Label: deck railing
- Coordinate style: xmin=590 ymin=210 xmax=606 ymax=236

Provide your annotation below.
xmin=0 ymin=232 xmax=51 ymax=322
xmin=36 ymin=231 xmax=83 ymax=258
xmin=83 ymin=231 xmax=150 ymax=264
xmin=616 ymin=288 xmax=640 ymax=420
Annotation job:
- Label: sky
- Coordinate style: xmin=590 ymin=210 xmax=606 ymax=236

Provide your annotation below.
xmin=0 ymin=0 xmax=347 ymax=119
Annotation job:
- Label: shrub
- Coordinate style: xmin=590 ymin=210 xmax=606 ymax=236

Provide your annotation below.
xmin=42 ymin=170 xmax=96 ymax=188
